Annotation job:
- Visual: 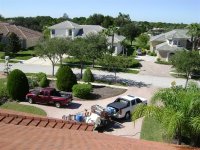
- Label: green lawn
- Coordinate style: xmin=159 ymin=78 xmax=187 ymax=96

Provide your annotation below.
xmin=14 ymin=50 xmax=35 ymax=60
xmin=0 ymin=51 xmax=4 ymax=59
xmin=0 ymin=50 xmax=35 ymax=61
xmin=0 ymin=102 xmax=47 ymax=116
xmin=140 ymin=117 xmax=164 ymax=142
xmin=0 ymin=59 xmax=20 ymax=63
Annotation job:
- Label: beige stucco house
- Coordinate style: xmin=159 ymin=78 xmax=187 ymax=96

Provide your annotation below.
xmin=150 ymin=29 xmax=191 ymax=61
xmin=49 ymin=21 xmax=125 ymax=55
xmin=0 ymin=22 xmax=42 ymax=49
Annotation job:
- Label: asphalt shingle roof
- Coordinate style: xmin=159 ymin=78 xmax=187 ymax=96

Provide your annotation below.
xmin=156 ymin=42 xmax=183 ymax=52
xmin=150 ymin=29 xmax=190 ymax=42
xmin=49 ymin=20 xmax=81 ymax=29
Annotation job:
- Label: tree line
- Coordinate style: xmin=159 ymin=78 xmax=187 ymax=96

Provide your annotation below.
xmin=0 ymin=12 xmax=187 ymax=32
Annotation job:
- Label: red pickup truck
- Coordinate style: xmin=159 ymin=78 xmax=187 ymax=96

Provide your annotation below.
xmin=26 ymin=88 xmax=73 ymax=108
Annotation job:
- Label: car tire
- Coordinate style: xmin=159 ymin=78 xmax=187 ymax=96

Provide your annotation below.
xmin=125 ymin=112 xmax=131 ymax=120
xmin=28 ymin=98 xmax=34 ymax=104
xmin=55 ymin=102 xmax=61 ymax=108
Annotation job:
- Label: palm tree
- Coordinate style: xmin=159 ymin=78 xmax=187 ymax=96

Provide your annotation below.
xmin=103 ymin=25 xmax=118 ymax=54
xmin=132 ymin=82 xmax=200 ymax=146
xmin=187 ymin=23 xmax=200 ymax=50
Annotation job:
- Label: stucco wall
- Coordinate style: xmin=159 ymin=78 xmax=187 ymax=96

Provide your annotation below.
xmin=150 ymin=41 xmax=164 ymax=51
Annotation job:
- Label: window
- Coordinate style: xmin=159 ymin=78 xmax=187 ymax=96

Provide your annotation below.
xmin=173 ymin=40 xmax=178 ymax=45
xmin=39 ymin=91 xmax=44 ymax=95
xmin=136 ymin=98 xmax=142 ymax=104
xmin=44 ymin=91 xmax=48 ymax=96
xmin=177 ymin=41 xmax=181 ymax=47
xmin=51 ymin=29 xmax=55 ymax=35
xmin=131 ymin=100 xmax=136 ymax=105
xmin=69 ymin=29 xmax=72 ymax=36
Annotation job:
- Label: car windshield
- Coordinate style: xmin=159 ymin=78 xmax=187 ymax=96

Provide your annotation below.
xmin=115 ymin=98 xmax=128 ymax=104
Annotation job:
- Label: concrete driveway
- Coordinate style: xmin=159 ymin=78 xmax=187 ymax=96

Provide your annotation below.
xmin=21 ymin=86 xmax=157 ymax=139
xmin=137 ymin=55 xmax=172 ymax=77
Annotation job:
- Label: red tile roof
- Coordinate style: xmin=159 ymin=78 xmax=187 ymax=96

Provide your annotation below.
xmin=0 ymin=109 xmax=198 ymax=150
xmin=0 ymin=22 xmax=42 ymax=40
xmin=0 ymin=110 xmax=94 ymax=131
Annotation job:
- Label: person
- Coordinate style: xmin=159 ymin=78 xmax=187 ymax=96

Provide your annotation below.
xmin=84 ymin=109 xmax=90 ymax=117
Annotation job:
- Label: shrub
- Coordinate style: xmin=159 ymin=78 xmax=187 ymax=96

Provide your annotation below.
xmin=28 ymin=78 xmax=38 ymax=89
xmin=0 ymin=79 xmax=9 ymax=105
xmin=129 ymin=58 xmax=140 ymax=68
xmin=157 ymin=58 xmax=161 ymax=62
xmin=56 ymin=65 xmax=77 ymax=91
xmin=82 ymin=68 xmax=94 ymax=82
xmin=36 ymin=72 xmax=47 ymax=82
xmin=39 ymin=76 xmax=49 ymax=88
xmin=72 ymin=83 xmax=92 ymax=99
xmin=7 ymin=69 xmax=29 ymax=100
xmin=150 ymin=51 xmax=157 ymax=56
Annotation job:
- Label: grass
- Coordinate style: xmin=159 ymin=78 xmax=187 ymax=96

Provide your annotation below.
xmin=13 ymin=50 xmax=35 ymax=60
xmin=125 ymin=69 xmax=139 ymax=74
xmin=155 ymin=60 xmax=172 ymax=65
xmin=0 ymin=50 xmax=35 ymax=61
xmin=0 ymin=51 xmax=4 ymax=59
xmin=0 ymin=102 xmax=47 ymax=116
xmin=140 ymin=117 xmax=164 ymax=142
xmin=0 ymin=78 xmax=7 ymax=85
xmin=0 ymin=59 xmax=20 ymax=63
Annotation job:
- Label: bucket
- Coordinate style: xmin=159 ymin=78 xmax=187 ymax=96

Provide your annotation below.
xmin=75 ymin=114 xmax=83 ymax=122
xmin=106 ymin=107 xmax=116 ymax=115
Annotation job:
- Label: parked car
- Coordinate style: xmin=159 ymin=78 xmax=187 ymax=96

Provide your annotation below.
xmin=106 ymin=95 xmax=147 ymax=120
xmin=136 ymin=48 xmax=143 ymax=55
xmin=26 ymin=88 xmax=73 ymax=108
xmin=191 ymin=70 xmax=200 ymax=79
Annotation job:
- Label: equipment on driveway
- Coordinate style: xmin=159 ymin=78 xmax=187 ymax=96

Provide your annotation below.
xmin=62 ymin=104 xmax=112 ymax=129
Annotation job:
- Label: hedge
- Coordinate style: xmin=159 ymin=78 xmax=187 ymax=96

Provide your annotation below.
xmin=56 ymin=65 xmax=77 ymax=91
xmin=82 ymin=68 xmax=94 ymax=82
xmin=7 ymin=69 xmax=29 ymax=100
xmin=72 ymin=83 xmax=92 ymax=99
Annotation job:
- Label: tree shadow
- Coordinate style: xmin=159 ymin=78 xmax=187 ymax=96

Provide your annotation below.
xmin=64 ymin=102 xmax=82 ymax=109
xmin=93 ymin=74 xmax=151 ymax=88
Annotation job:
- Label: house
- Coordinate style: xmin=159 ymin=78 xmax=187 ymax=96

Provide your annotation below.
xmin=49 ymin=20 xmax=125 ymax=55
xmin=0 ymin=109 xmax=197 ymax=150
xmin=150 ymin=29 xmax=191 ymax=61
xmin=0 ymin=22 xmax=43 ymax=49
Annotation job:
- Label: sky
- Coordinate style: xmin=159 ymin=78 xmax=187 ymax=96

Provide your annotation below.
xmin=1 ymin=0 xmax=200 ymax=24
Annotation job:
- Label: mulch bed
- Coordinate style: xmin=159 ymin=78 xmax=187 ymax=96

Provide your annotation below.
xmin=75 ymin=85 xmax=127 ymax=100
xmin=50 ymin=81 xmax=127 ymax=100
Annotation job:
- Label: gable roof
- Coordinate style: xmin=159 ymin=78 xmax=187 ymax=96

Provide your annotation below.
xmin=49 ymin=20 xmax=126 ymax=43
xmin=156 ymin=42 xmax=184 ymax=52
xmin=79 ymin=25 xmax=104 ymax=37
xmin=49 ymin=20 xmax=81 ymax=29
xmin=150 ymin=29 xmax=190 ymax=42
xmin=0 ymin=22 xmax=42 ymax=40
xmin=107 ymin=34 xmax=126 ymax=43
xmin=0 ymin=109 xmax=197 ymax=150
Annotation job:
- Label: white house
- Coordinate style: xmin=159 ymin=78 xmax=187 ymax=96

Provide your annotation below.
xmin=49 ymin=21 xmax=125 ymax=55
xmin=150 ymin=29 xmax=191 ymax=61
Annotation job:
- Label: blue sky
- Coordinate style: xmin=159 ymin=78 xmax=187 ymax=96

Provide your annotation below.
xmin=1 ymin=0 xmax=200 ymax=23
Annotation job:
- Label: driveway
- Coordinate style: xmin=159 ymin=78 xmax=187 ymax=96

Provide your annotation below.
xmin=21 ymin=86 xmax=157 ymax=139
xmin=137 ymin=55 xmax=172 ymax=77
